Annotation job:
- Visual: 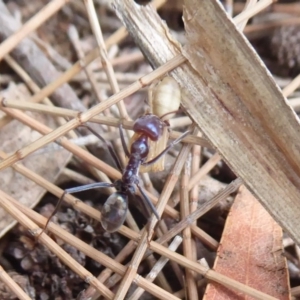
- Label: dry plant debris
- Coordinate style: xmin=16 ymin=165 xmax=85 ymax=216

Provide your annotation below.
xmin=0 ymin=82 xmax=71 ymax=238
xmin=0 ymin=0 xmax=299 ymax=299
xmin=205 ymin=186 xmax=289 ymax=299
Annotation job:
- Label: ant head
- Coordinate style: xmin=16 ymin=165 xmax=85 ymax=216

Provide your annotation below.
xmin=133 ymin=114 xmax=166 ymax=141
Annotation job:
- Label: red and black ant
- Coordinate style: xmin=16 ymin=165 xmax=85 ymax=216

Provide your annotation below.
xmin=42 ymin=77 xmax=189 ymax=233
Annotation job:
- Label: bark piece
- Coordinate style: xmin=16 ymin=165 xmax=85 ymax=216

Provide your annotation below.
xmin=112 ymin=0 xmax=300 ymax=244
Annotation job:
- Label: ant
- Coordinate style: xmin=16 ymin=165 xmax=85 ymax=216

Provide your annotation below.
xmin=42 ymin=78 xmax=189 ymax=233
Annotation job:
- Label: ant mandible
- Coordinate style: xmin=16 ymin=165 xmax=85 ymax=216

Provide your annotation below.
xmin=42 ymin=77 xmax=189 ymax=233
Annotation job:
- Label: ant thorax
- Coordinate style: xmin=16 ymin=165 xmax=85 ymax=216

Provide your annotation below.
xmin=122 ymin=135 xmax=149 ymax=185
xmin=129 ymin=135 xmax=149 ymax=159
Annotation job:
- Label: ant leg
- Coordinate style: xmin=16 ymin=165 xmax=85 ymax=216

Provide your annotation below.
xmin=38 ymin=182 xmax=115 ymax=238
xmin=80 ymin=124 xmax=123 ymax=172
xmin=136 ymin=182 xmax=159 ymax=220
xmin=118 ymin=123 xmax=130 ymax=158
xmin=142 ymin=129 xmax=192 ymax=166
xmin=159 ymin=108 xmax=182 ymax=121
xmin=63 ymin=182 xmax=116 ymax=193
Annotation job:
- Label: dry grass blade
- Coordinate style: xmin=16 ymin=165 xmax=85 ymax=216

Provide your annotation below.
xmin=79 ymin=241 xmax=137 ymax=300
xmin=84 ymin=0 xmax=128 ymax=116
xmin=291 ymin=286 xmax=300 ymax=297
xmin=233 ymin=0 xmax=273 ymax=26
xmin=0 ymin=54 xmax=186 ymax=170
xmin=0 ymin=148 xmax=107 ymax=222
xmin=0 ymin=4 xmax=101 ymax=135
xmin=0 ymin=143 xmax=224 ymax=298
xmin=112 ymin=0 xmax=300 ymax=245
xmin=0 ymin=105 xmax=183 ymax=220
xmin=181 ymin=158 xmax=198 ymax=299
xmin=128 ymin=236 xmax=183 ymax=300
xmin=0 ymin=191 xmax=114 ymax=299
xmin=113 ymin=127 xmax=195 ymax=299
xmin=2 ymin=55 xmax=75 ymax=134
xmin=0 ymin=0 xmax=66 ymax=60
xmin=170 ymin=152 xmax=222 ymax=208
xmin=0 ymin=0 xmax=166 ymax=113
xmin=1 ymin=99 xmax=209 ymax=147
xmin=84 ymin=0 xmax=133 ymax=170
xmin=282 ymin=74 xmax=300 ymax=98
xmin=152 ymin=243 xmax=277 ymax=300
xmin=0 ymin=131 xmax=211 ymax=244
xmin=0 ymin=84 xmax=71 ymax=237
xmin=156 ymin=178 xmax=242 ymax=246
xmin=0 ymin=146 xmax=175 ymax=241
xmin=0 ymin=133 xmax=268 ymax=299
xmin=6 ymin=192 xmax=181 ymax=300
xmin=0 ymin=105 xmax=120 ymax=179
xmin=2 ymin=55 xmax=114 ymax=192
xmin=9 ymin=185 xmax=277 ymax=300
xmin=0 ymin=265 xmax=31 ymax=300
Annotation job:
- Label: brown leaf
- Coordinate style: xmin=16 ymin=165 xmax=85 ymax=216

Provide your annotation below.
xmin=205 ymin=186 xmax=290 ymax=299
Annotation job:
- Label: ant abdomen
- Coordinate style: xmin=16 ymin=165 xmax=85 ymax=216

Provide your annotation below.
xmin=100 ymin=192 xmax=128 ymax=232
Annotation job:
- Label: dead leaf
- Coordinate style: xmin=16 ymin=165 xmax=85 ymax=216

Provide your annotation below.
xmin=204 ymin=186 xmax=290 ymax=299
